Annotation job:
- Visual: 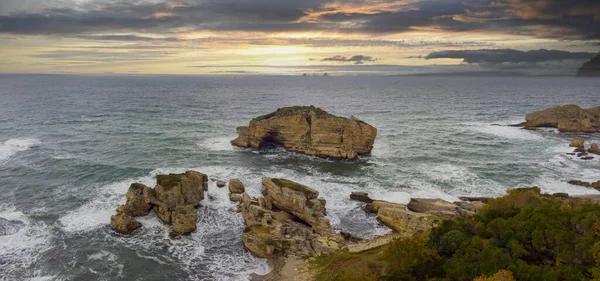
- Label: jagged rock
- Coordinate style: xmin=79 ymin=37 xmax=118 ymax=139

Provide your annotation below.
xmin=172 ymin=205 xmax=197 ymax=234
xmin=520 ymin=104 xmax=600 ymax=132
xmin=350 ymin=192 xmax=373 ymax=203
xmin=0 ymin=217 xmax=25 ymax=236
xmin=407 ymin=198 xmax=470 ymax=219
xmin=570 ymin=137 xmax=585 ymax=148
xmin=239 ymin=178 xmax=342 ymax=258
xmin=589 ymin=143 xmax=600 ymax=155
xmin=110 ymin=170 xmax=208 ymax=235
xmin=228 ymin=178 xmax=245 ymax=194
xmin=231 ymin=106 xmax=377 ymax=159
xmin=217 ymin=180 xmax=226 ymax=188
xmin=153 ymin=171 xmax=208 ymax=224
xmin=110 ymin=213 xmax=142 ymax=234
xmin=262 ymin=177 xmax=339 ymax=239
xmin=577 ymin=54 xmax=600 ymax=77
xmin=117 ymin=183 xmax=154 ymax=217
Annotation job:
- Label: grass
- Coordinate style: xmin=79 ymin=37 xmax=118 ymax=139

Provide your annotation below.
xmin=156 ymin=173 xmax=189 ymax=189
xmin=312 ymin=244 xmax=388 ymax=281
xmin=271 ymin=178 xmax=317 ymax=195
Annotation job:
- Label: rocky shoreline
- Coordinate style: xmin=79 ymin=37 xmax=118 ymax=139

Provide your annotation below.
xmin=106 ymin=104 xmax=600 ymax=280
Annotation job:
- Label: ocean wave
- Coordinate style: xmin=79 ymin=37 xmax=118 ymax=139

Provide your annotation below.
xmin=0 ymin=138 xmax=41 ymax=162
xmin=0 ymin=206 xmax=54 ymax=281
xmin=464 ymin=122 xmax=543 ymax=141
xmin=197 ymin=137 xmax=236 ymax=152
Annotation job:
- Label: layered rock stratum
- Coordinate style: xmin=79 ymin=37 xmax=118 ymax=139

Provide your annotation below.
xmin=239 ymin=177 xmax=343 ymax=258
xmin=110 ymin=170 xmax=208 ymax=235
xmin=231 ymin=106 xmax=377 ymax=159
xmin=520 ymin=104 xmax=600 ymax=132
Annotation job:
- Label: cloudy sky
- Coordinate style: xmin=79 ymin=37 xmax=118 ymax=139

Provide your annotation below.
xmin=1 ymin=0 xmax=599 ymax=75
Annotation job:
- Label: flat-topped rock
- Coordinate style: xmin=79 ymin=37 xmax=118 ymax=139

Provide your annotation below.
xmin=520 ymin=104 xmax=600 ymax=132
xmin=231 ymin=106 xmax=377 ymax=159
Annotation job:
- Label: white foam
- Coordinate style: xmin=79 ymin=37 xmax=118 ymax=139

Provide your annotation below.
xmin=0 ymin=138 xmax=40 ymax=162
xmin=197 ymin=137 xmax=236 ymax=151
xmin=419 ymin=163 xmax=505 ymax=197
xmin=0 ymin=206 xmax=54 ymax=280
xmin=465 ymin=122 xmax=543 ymax=140
xmin=58 ymin=174 xmax=156 ymax=233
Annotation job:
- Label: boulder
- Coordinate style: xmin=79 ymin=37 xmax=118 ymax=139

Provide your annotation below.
xmin=110 ymin=213 xmax=142 ymax=234
xmin=155 ymin=171 xmax=208 ymax=207
xmin=216 ymin=180 xmax=226 ymax=188
xmin=589 ymin=143 xmax=600 ymax=155
xmin=0 ymin=217 xmax=25 ymax=236
xmin=239 ymin=178 xmax=343 ymax=258
xmin=228 ymin=178 xmax=245 ymax=194
xmin=350 ymin=192 xmax=373 ymax=203
xmin=520 ymin=104 xmax=600 ymax=132
xmin=458 ymin=196 xmax=492 ymax=203
xmin=116 ymin=183 xmax=154 ymax=217
xmin=568 ymin=180 xmax=600 ymax=190
xmin=231 ymin=106 xmax=377 ymax=159
xmin=570 ymin=137 xmax=585 ymax=148
xmin=407 ymin=198 xmax=461 ymax=219
xmin=171 ymin=205 xmax=197 ymax=234
xmin=364 ymin=200 xmax=405 ymax=213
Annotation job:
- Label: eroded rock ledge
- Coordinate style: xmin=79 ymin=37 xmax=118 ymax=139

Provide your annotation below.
xmin=110 ymin=170 xmax=208 ymax=235
xmin=239 ymin=177 xmax=344 ymax=258
xmin=520 ymin=104 xmax=600 ymax=132
xmin=231 ymin=106 xmax=377 ymax=159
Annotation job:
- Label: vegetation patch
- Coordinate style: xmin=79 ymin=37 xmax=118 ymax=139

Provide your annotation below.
xmin=156 ymin=173 xmax=188 ymax=189
xmin=311 ymin=188 xmax=600 ymax=281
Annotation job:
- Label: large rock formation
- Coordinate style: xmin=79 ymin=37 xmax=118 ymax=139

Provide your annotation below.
xmin=231 ymin=106 xmax=377 ymax=159
xmin=110 ymin=171 xmax=208 ymax=235
xmin=577 ymin=54 xmax=600 ymax=77
xmin=240 ymin=177 xmax=343 ymax=258
xmin=363 ymin=198 xmax=484 ymax=236
xmin=520 ymin=104 xmax=600 ymax=132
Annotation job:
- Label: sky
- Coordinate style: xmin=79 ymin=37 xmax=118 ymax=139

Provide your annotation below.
xmin=0 ymin=0 xmax=599 ymax=75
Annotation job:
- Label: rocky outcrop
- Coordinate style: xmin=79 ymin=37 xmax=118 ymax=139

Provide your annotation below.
xmin=589 ymin=143 xmax=600 ymax=155
xmin=231 ymin=106 xmax=377 ymax=159
xmin=240 ymin=177 xmax=343 ymax=258
xmin=577 ymin=54 xmax=600 ymax=77
xmin=0 ymin=217 xmax=25 ymax=236
xmin=363 ymin=198 xmax=485 ymax=236
xmin=568 ymin=180 xmax=600 ymax=190
xmin=229 ymin=179 xmax=245 ymax=194
xmin=520 ymin=104 xmax=600 ymax=132
xmin=350 ymin=192 xmax=373 ymax=203
xmin=110 ymin=171 xmax=208 ymax=235
xmin=570 ymin=137 xmax=585 ymax=148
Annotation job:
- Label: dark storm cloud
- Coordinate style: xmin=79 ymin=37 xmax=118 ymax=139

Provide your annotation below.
xmin=321 ymin=55 xmax=377 ymax=64
xmin=0 ymin=0 xmax=599 ymax=40
xmin=425 ymin=49 xmax=597 ymax=64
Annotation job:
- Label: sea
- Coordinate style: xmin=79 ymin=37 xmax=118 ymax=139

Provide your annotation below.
xmin=0 ymin=74 xmax=599 ymax=281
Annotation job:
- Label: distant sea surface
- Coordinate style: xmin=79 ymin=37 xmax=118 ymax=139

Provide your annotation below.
xmin=1 ymin=74 xmax=599 ymax=281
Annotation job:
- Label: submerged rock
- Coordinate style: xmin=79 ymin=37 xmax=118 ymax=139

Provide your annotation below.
xmin=231 ymin=106 xmax=377 ymax=159
xmin=350 ymin=192 xmax=373 ymax=203
xmin=216 ymin=180 xmax=226 ymax=188
xmin=0 ymin=217 xmax=25 ymax=236
xmin=520 ymin=104 xmax=600 ymax=132
xmin=568 ymin=180 xmax=600 ymax=190
xmin=240 ymin=177 xmax=343 ymax=258
xmin=570 ymin=137 xmax=585 ymax=148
